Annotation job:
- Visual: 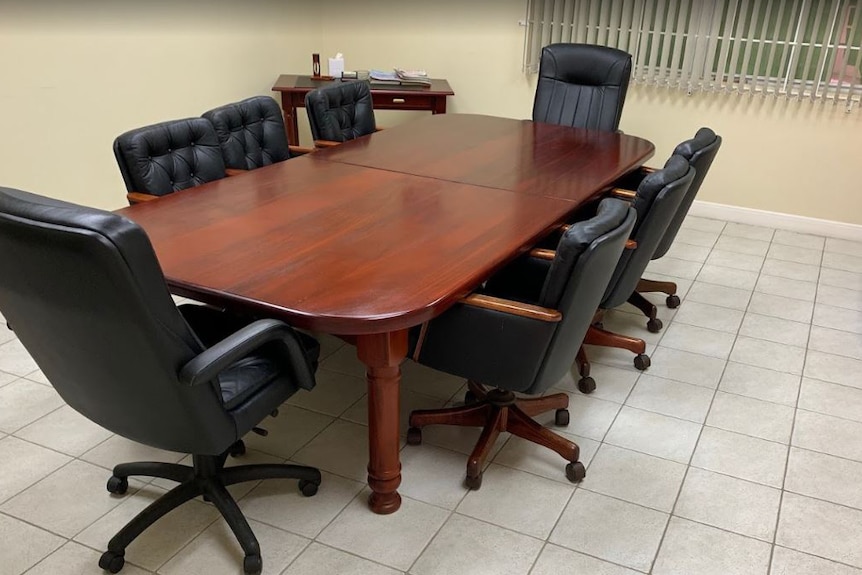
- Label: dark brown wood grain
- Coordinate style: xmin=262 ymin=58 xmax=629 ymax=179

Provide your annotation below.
xmin=313 ymin=114 xmax=655 ymax=203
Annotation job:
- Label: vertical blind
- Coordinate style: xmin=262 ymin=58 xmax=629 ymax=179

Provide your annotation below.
xmin=524 ymin=0 xmax=862 ymax=110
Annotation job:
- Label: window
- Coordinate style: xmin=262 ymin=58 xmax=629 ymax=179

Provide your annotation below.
xmin=524 ymin=0 xmax=862 ymax=110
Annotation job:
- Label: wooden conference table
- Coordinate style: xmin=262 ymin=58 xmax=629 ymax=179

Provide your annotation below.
xmin=118 ymin=114 xmax=654 ymax=514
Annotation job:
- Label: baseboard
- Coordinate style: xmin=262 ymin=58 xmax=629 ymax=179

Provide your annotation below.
xmin=689 ymin=200 xmax=862 ymax=243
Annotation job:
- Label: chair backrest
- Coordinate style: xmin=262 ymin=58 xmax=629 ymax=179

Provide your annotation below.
xmin=532 ymin=43 xmax=632 ymax=132
xmin=602 ymin=155 xmax=695 ymax=308
xmin=305 ymin=81 xmax=376 ymax=142
xmin=0 ymin=187 xmax=238 ymax=454
xmin=652 ymin=127 xmax=722 ymax=259
xmin=202 ymin=96 xmax=291 ymax=170
xmin=113 ymin=117 xmax=226 ymax=197
xmin=416 ymin=198 xmax=635 ymax=395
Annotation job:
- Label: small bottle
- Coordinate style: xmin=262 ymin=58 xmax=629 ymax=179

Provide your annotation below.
xmin=312 ymin=54 xmax=321 ymax=77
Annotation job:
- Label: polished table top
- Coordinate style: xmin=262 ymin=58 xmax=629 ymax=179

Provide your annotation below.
xmin=118 ymin=114 xmax=654 ymax=514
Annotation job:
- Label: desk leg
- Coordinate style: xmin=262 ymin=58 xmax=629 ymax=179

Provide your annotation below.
xmin=284 ymin=106 xmax=299 ymax=146
xmin=432 ymin=96 xmax=447 ymax=115
xmin=356 ymin=330 xmax=408 ymax=514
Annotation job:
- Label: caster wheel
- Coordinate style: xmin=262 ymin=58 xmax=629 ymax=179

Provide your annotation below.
xmin=577 ymin=377 xmax=596 ymax=394
xmin=298 ymin=479 xmax=319 ymax=497
xmin=634 ymin=354 xmax=651 ymax=371
xmin=464 ymin=390 xmax=478 ymax=405
xmin=646 ymin=318 xmax=663 ymax=333
xmin=243 ymin=553 xmax=263 ymax=575
xmin=406 ymin=427 xmax=422 ymax=446
xmin=99 ymin=550 xmax=125 ymax=574
xmin=465 ymin=473 xmax=483 ymax=490
xmin=566 ymin=461 xmax=586 ymax=483
xmin=554 ymin=409 xmax=570 ymax=426
xmin=666 ymin=295 xmax=681 ymax=309
xmin=593 ymin=321 xmax=604 ymax=330
xmin=106 ymin=476 xmax=128 ymax=495
xmin=229 ymin=440 xmax=246 ymax=457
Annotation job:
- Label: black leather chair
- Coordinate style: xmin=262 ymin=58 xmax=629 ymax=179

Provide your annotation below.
xmin=305 ymin=81 xmax=377 ymax=147
xmin=203 ymin=96 xmax=304 ymax=171
xmin=532 ymin=43 xmax=632 ymax=132
xmin=0 ymin=187 xmax=321 ymax=575
xmin=406 ymin=198 xmax=636 ymax=488
xmin=626 ymin=128 xmax=723 ymax=326
xmin=576 ymin=155 xmax=695 ymax=393
xmin=113 ymin=118 xmax=227 ymax=204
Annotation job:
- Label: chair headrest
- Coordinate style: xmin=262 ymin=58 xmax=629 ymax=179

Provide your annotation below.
xmin=673 ymin=127 xmax=719 ymax=160
xmin=539 ymin=43 xmax=632 ymax=87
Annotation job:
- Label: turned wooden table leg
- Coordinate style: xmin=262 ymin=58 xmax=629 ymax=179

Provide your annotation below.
xmin=356 ymin=330 xmax=408 ymax=514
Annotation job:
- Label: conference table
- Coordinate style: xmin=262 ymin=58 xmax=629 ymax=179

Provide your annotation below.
xmin=118 ymin=114 xmax=654 ymax=514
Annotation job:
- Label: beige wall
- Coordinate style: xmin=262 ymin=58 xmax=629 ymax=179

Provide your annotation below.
xmin=0 ymin=0 xmax=321 ymax=210
xmin=2 ymin=0 xmax=860 ymax=224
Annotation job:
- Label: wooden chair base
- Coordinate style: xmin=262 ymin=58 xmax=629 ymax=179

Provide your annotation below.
xmin=636 ymin=278 xmax=681 ymax=309
xmin=577 ymin=324 xmax=651 ymax=394
xmin=406 ymin=381 xmax=585 ymax=488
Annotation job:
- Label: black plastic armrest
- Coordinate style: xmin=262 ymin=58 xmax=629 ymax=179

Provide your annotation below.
xmin=179 ymin=319 xmax=314 ymax=390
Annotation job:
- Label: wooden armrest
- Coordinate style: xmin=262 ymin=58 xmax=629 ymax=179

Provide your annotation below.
xmin=460 ymin=294 xmax=561 ymax=322
xmin=610 ymin=187 xmax=636 ymax=200
xmin=528 ymin=248 xmax=556 ymax=261
xmin=126 ymin=192 xmax=159 ymax=204
xmin=314 ymin=140 xmax=342 ymax=148
xmin=558 ymin=224 xmax=571 ymax=233
xmin=641 ymin=166 xmax=657 ymax=174
xmin=225 ymin=168 xmax=247 ymax=177
xmin=626 ymin=239 xmax=637 ymax=249
xmin=288 ymin=145 xmax=315 ymax=156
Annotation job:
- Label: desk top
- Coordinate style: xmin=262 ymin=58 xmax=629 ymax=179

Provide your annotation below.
xmin=272 ymin=74 xmax=454 ymax=96
xmin=119 ymin=115 xmax=653 ymax=335
xmin=314 ymin=114 xmax=654 ymax=203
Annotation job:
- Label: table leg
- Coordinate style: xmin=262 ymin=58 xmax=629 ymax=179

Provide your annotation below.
xmin=432 ymin=96 xmax=447 ymax=115
xmin=356 ymin=330 xmax=408 ymax=514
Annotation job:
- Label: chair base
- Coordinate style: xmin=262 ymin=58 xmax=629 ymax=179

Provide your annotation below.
xmin=406 ymin=381 xmax=585 ymax=488
xmin=637 ymin=278 xmax=681 ymax=309
xmin=577 ymin=323 xmax=651 ymax=394
xmin=99 ymin=442 xmax=321 ymax=575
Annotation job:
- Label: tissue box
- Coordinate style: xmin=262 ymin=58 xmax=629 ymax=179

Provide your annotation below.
xmin=328 ymin=58 xmax=345 ymax=78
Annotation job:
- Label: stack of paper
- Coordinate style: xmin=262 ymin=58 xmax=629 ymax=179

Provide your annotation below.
xmin=369 ymin=69 xmax=432 ymax=86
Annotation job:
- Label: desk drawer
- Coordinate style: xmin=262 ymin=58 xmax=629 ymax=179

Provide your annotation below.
xmin=372 ymin=93 xmax=436 ymax=111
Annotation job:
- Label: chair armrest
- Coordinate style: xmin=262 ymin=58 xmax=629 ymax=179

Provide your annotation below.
xmin=460 ymin=294 xmax=561 ymax=323
xmin=179 ymin=319 xmax=314 ymax=390
xmin=314 ymin=140 xmax=342 ymax=148
xmin=225 ymin=168 xmax=247 ymax=177
xmin=528 ymin=248 xmax=556 ymax=261
xmin=626 ymin=239 xmax=637 ymax=249
xmin=127 ymin=192 xmax=159 ymax=204
xmin=609 ymin=187 xmax=636 ymax=200
xmin=288 ymin=145 xmax=315 ymax=156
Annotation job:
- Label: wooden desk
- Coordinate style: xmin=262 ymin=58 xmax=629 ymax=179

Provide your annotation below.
xmin=118 ymin=115 xmax=654 ymax=515
xmin=272 ymin=74 xmax=454 ymax=146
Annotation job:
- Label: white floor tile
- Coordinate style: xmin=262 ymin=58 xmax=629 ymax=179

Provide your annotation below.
xmin=493 ymin=428 xmax=599 ymax=485
xmin=580 ymin=443 xmax=686 ymax=512
xmin=738 ymin=313 xmax=810 ymax=348
xmin=0 ymin=378 xmax=64 ymax=433
xmin=755 ymin=274 xmax=817 ymax=301
xmin=317 ymin=490 xmax=449 ymax=571
xmin=81 ymin=435 xmax=186 ymax=472
xmin=531 ymin=544 xmax=641 ymax=575
xmin=25 ymin=541 xmax=151 ymax=575
xmin=653 ymin=517 xmax=771 ymax=575
xmin=809 ymin=325 xmax=862 ymax=361
xmin=674 ymin=467 xmax=781 ymax=541
xmin=696 ymin=264 xmax=759 ymax=290
xmin=785 ymin=447 xmax=862 ymax=511
xmin=719 ymin=362 xmax=800 ymax=406
xmin=777 ymin=492 xmax=862 ymax=568
xmin=816 ymin=283 xmax=862 ymax=312
xmin=282 ymin=542 xmax=401 ymax=575
xmin=675 ymin=228 xmax=720 ymax=247
xmin=287 ymin=368 xmax=366 ymax=417
xmin=0 ymin=436 xmax=70 ymax=504
xmin=705 ymin=249 xmax=764 ymax=272
xmin=772 ymin=230 xmax=825 ymax=250
xmin=760 ymin=259 xmax=821 ymax=282
xmin=825 ymin=237 xmax=862 ymax=256
xmin=411 ymin=514 xmax=542 ymax=575
xmin=691 ymin=426 xmax=787 ymax=488
xmin=748 ymin=292 xmax=814 ymax=323
xmin=399 ymin=359 xmax=467 ymax=400
xmin=645 ymin=257 xmax=703 ymax=280
xmin=550 ymin=489 xmax=668 ymax=572
xmin=819 ymin=267 xmax=862 ymax=291
xmin=554 ymin=362 xmax=638 ymax=404
xmin=723 ymin=223 xmax=775 ymax=242
xmin=681 ymin=216 xmax=726 ymax=234
xmin=0 ymin=338 xmax=39 ymax=376
xmin=243 ymin=405 xmax=335 ymax=460
xmin=714 ymin=235 xmax=770 ymax=257
xmin=646 ymin=347 xmax=727 ymax=389
xmin=823 ymin=251 xmax=862 ymax=274
xmin=292 ymin=420 xmax=372 ymax=483
xmin=792 ymin=410 xmax=862 ymax=462
xmin=399 ymin=442 xmax=473 ymax=509
xmin=0 ymin=513 xmax=65 ymax=575
xmin=319 ymin=345 xmax=366 ymax=378
xmin=707 ymin=391 xmax=795 ymax=443
xmin=813 ymin=303 xmax=862 ymax=335
xmin=605 ymin=407 xmax=701 ymax=464
xmin=804 ymin=350 xmax=862 ymax=389
xmin=660 ymin=323 xmax=736 ymax=359
xmin=456 ymin=464 xmax=573 ymax=539
xmin=767 ymin=243 xmax=822 ymax=265
xmin=729 ymin=336 xmax=805 ymax=375
xmin=798 ymin=378 xmax=862 ymax=423
xmin=685 ymin=282 xmax=752 ymax=311
xmin=771 ymin=546 xmax=862 ymax=575
xmin=625 ymin=374 xmax=714 ymax=423
xmin=0 ymin=370 xmax=16 ymax=389
xmin=541 ymin=393 xmax=620 ymax=441
xmin=341 ymin=388 xmax=446 ymax=435
xmin=15 ymin=404 xmax=112 ymax=457
xmin=672 ymin=300 xmax=744 ymax=333
xmin=665 ymin=242 xmax=711 ymax=263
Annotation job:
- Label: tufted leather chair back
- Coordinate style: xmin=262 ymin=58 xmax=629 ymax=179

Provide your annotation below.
xmin=602 ymin=155 xmax=695 ymax=309
xmin=203 ymin=96 xmax=291 ymax=170
xmin=0 ymin=186 xmax=254 ymax=455
xmin=113 ymin=118 xmax=226 ymax=198
xmin=652 ymin=127 xmax=722 ymax=259
xmin=415 ymin=199 xmax=636 ymax=395
xmin=532 ymin=43 xmax=632 ymax=132
xmin=305 ymin=81 xmax=377 ymax=142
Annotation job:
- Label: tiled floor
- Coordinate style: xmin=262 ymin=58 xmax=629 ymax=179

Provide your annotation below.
xmin=2 ymin=215 xmax=862 ymax=574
